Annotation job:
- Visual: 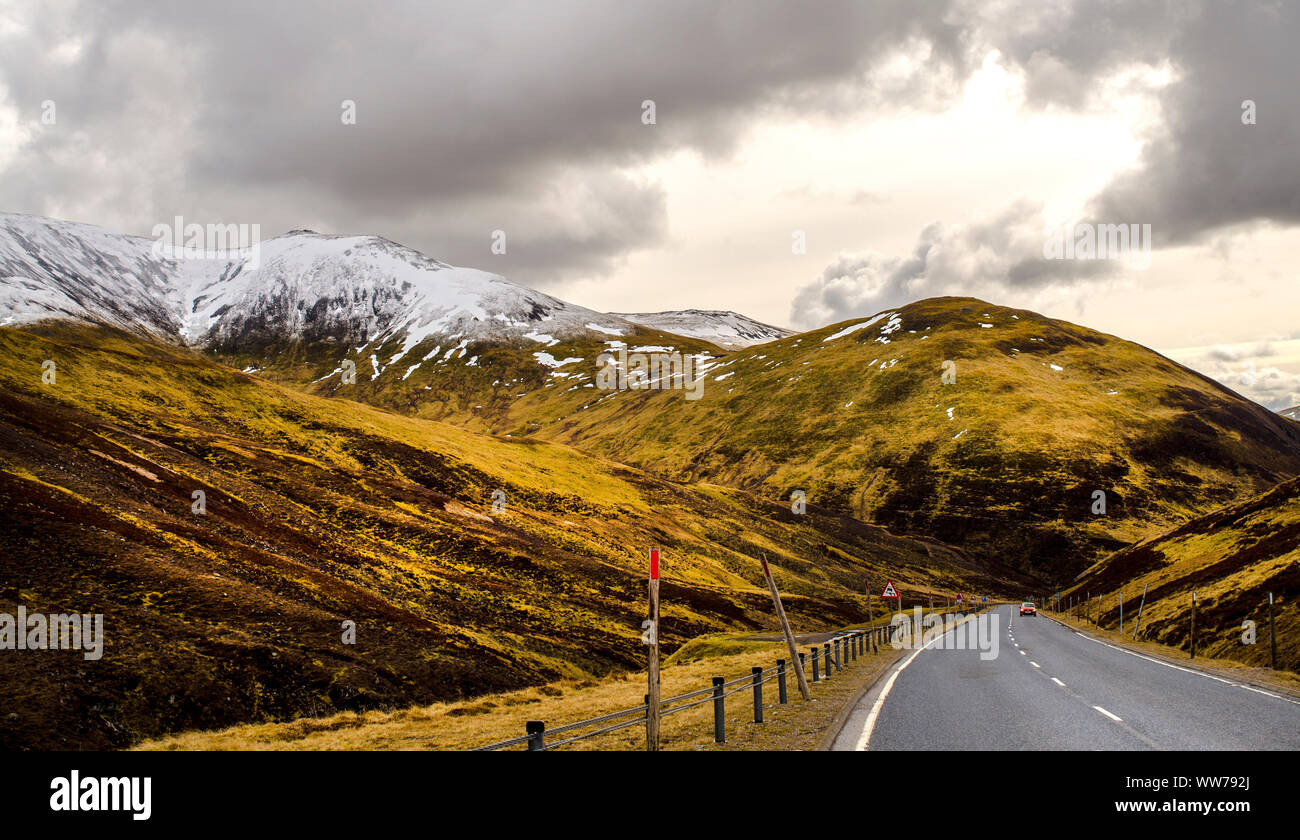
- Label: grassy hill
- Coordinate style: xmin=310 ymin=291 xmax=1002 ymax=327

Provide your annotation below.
xmin=0 ymin=323 xmax=1018 ymax=749
xmin=298 ymin=296 xmax=1300 ymax=581
xmin=1064 ymin=475 xmax=1300 ymax=673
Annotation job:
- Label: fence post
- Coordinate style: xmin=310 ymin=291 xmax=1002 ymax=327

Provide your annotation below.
xmin=752 ymin=667 xmax=764 ymax=723
xmin=777 ymin=659 xmax=789 ymax=704
xmin=1269 ymin=592 xmax=1277 ymax=671
xmin=1190 ymin=591 xmax=1197 ymax=659
xmin=712 ymin=677 xmax=726 ymax=743
xmin=833 ymin=638 xmax=841 ymax=671
xmin=852 ymin=633 xmax=858 ymax=661
xmin=811 ymin=647 xmax=820 ymax=682
xmin=824 ymin=642 xmax=833 ymax=677
xmin=526 ymin=720 xmax=545 ymax=751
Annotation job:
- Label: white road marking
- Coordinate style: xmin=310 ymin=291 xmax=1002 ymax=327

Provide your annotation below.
xmin=1051 ymin=677 xmax=1065 ymax=687
xmin=853 ymin=613 xmax=980 ymax=751
xmin=1073 ymin=630 xmax=1300 ymax=708
xmin=1019 ymin=650 xmax=1026 ymax=655
xmin=1030 ymin=661 xmax=1040 ymax=668
xmin=1093 ymin=705 xmax=1122 ymax=722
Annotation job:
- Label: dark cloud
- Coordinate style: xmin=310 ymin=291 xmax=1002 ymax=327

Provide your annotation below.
xmin=797 ymin=0 xmax=1300 ymax=327
xmin=0 ymin=0 xmax=974 ymax=288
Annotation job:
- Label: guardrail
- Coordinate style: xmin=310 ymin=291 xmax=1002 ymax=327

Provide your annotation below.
xmin=473 ymin=621 xmax=907 ymax=751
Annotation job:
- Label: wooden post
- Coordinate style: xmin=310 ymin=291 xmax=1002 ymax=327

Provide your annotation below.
xmin=646 ymin=548 xmax=661 ymax=751
xmin=1269 ymin=592 xmax=1277 ymax=671
xmin=1133 ymin=584 xmax=1147 ymax=640
xmin=761 ymin=554 xmax=810 ymax=700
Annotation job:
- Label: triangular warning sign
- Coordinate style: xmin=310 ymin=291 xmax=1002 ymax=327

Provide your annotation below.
xmin=881 ymin=580 xmax=899 ymax=598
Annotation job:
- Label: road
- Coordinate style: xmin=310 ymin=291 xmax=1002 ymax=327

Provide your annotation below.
xmin=832 ymin=604 xmax=1300 ymax=750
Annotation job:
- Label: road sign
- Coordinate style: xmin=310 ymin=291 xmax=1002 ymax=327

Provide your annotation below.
xmin=881 ymin=580 xmax=899 ymax=599
xmin=649 ymin=548 xmax=659 ymax=580
xmin=956 ymin=593 xmax=963 ymax=602
xmin=982 ymin=595 xmax=987 ymax=603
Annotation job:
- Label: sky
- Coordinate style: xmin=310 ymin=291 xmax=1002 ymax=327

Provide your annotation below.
xmin=1 ymin=0 xmax=1298 ymax=409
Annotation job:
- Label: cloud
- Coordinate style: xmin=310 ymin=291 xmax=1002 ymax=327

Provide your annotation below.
xmin=0 ymin=0 xmax=977 ymax=289
xmin=790 ymin=200 xmax=1113 ymax=327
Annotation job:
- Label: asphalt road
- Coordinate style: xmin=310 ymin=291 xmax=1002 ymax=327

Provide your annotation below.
xmin=832 ymin=604 xmax=1300 ymax=750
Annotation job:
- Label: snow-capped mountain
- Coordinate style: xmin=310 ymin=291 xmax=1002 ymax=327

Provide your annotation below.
xmin=0 ymin=212 xmax=633 ymax=352
xmin=612 ymin=309 xmax=791 ymax=349
xmin=1281 ymin=406 xmax=1300 ymax=421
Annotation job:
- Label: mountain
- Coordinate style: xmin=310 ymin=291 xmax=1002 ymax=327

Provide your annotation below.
xmin=470 ymin=297 xmax=1300 ymax=581
xmin=6 ymin=212 xmax=1300 ymax=585
xmin=1282 ymin=406 xmax=1300 ymax=421
xmin=0 ymin=212 xmax=632 ymax=348
xmin=611 ymin=310 xmax=791 ymax=349
xmin=1065 ymin=475 xmax=1299 ymax=672
xmin=0 ymin=322 xmax=1021 ymax=748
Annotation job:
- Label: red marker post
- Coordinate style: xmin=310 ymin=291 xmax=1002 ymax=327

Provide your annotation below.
xmin=645 ymin=549 xmax=661 ymax=751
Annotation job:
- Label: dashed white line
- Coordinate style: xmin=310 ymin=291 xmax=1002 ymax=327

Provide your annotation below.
xmin=1019 ymin=650 xmax=1026 ymax=655
xmin=1051 ymin=677 xmax=1065 ymax=687
xmin=1093 ymin=705 xmax=1122 ymax=722
xmin=1030 ymin=661 xmax=1040 ymax=668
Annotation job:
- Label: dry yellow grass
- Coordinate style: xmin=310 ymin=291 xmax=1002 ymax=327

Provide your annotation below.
xmin=136 ymin=626 xmax=906 ymax=751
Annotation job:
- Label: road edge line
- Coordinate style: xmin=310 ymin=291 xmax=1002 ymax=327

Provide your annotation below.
xmin=1041 ymin=614 xmax=1300 ymax=706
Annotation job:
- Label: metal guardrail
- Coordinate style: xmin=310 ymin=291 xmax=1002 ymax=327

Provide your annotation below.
xmin=472 ymin=620 xmax=910 ymax=751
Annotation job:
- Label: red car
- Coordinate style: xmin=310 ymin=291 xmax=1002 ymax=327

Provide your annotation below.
xmin=1019 ymin=603 xmax=1037 ymax=616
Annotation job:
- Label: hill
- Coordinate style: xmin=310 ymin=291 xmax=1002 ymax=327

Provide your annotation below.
xmin=1065 ymin=475 xmax=1299 ymax=672
xmin=426 ymin=297 xmax=1300 ymax=581
xmin=0 ymin=323 xmax=1018 ymax=748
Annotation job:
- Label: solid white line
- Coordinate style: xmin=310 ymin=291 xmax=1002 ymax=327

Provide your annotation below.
xmin=853 ymin=613 xmax=979 ymax=751
xmin=1051 ymin=677 xmax=1065 ymax=687
xmin=1093 ymin=705 xmax=1122 ymax=722
xmin=1074 ymin=631 xmax=1300 ymax=707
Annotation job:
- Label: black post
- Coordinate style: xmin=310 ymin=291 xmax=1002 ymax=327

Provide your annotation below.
xmin=526 ymin=720 xmax=545 ymax=751
xmin=752 ymin=667 xmax=764 ymax=723
xmin=872 ymin=626 xmax=878 ymax=653
xmin=833 ymin=638 xmax=841 ymax=671
xmin=777 ymin=659 xmax=789 ymax=704
xmin=712 ymin=677 xmax=726 ymax=743
xmin=824 ymin=643 xmax=833 ymax=677
xmin=852 ymin=633 xmax=858 ymax=661
xmin=811 ymin=647 xmax=820 ymax=681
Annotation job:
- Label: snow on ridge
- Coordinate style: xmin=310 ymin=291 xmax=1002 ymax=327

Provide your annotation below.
xmin=614 ymin=309 xmax=791 ymax=349
xmin=823 ymin=311 xmax=892 ymax=342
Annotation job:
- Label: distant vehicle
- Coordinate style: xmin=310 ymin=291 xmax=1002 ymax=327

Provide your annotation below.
xmin=1019 ymin=603 xmax=1037 ymax=616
